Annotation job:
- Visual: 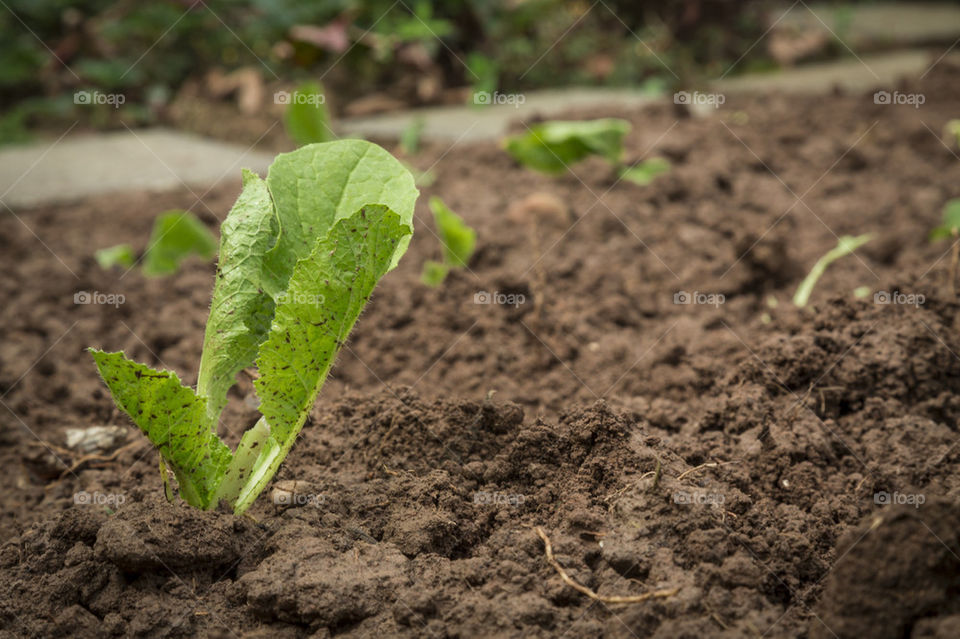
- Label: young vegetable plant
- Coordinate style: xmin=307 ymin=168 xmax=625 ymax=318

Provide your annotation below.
xmin=503 ymin=118 xmax=670 ymax=186
xmin=421 ymin=196 xmax=476 ymax=286
xmin=792 ymin=234 xmax=871 ymax=307
xmin=89 ymin=140 xmax=417 ymax=514
xmin=96 ymin=210 xmax=218 ymax=276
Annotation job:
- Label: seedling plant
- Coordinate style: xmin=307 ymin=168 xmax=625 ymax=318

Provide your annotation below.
xmin=421 ymin=196 xmax=476 ymax=286
xmin=97 ymin=209 xmax=218 ymax=276
xmin=90 ymin=140 xmax=417 ymax=514
xmin=792 ymin=234 xmax=871 ymax=307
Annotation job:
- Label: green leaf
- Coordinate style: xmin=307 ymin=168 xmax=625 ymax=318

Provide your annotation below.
xmin=142 ymin=210 xmax=218 ymax=277
xmin=793 ymin=234 xmax=872 ymax=307
xmin=283 ymin=82 xmax=332 ymax=146
xmin=89 ymin=349 xmax=231 ymax=508
xmin=503 ymin=118 xmax=631 ymax=174
xmin=619 ymin=157 xmax=671 ymax=186
xmin=95 ymin=244 xmax=136 ymax=270
xmin=245 ymin=206 xmax=411 ymax=514
xmin=429 ymin=196 xmax=475 ymax=268
xmin=400 ymin=117 xmax=425 ymax=155
xmin=196 ymin=169 xmax=280 ymax=423
xmin=421 ymin=260 xmax=449 ymax=286
xmin=929 ymin=199 xmax=960 ymax=242
xmin=263 ymin=140 xmax=418 ymax=283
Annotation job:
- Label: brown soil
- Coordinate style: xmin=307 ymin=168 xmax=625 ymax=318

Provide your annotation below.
xmin=3 ymin=64 xmax=960 ymax=638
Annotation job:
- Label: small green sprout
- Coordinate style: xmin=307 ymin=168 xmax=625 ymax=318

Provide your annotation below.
xmin=283 ymin=82 xmax=331 ymax=146
xmin=945 ymin=120 xmax=960 ymax=149
xmin=89 ymin=140 xmax=417 ymax=514
xmin=95 ymin=210 xmax=216 ymax=276
xmin=421 ymin=196 xmax=476 ymax=286
xmin=504 ymin=118 xmax=670 ymax=187
xmin=792 ymin=234 xmax=872 ymax=307
xmin=619 ymin=157 xmax=671 ymax=186
xmin=504 ymin=118 xmax=631 ymax=174
xmin=95 ymin=244 xmax=135 ymax=270
xmin=142 ymin=210 xmax=218 ymax=277
xmin=928 ymin=199 xmax=960 ymax=241
xmin=400 ymin=117 xmax=425 ymax=156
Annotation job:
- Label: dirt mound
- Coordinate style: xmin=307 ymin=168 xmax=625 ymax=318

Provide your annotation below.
xmin=4 ymin=63 xmax=960 ymax=637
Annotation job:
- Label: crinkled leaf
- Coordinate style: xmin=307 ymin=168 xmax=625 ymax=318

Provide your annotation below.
xmin=95 ymin=243 xmax=136 ymax=270
xmin=89 ymin=349 xmax=231 ymax=508
xmin=142 ymin=210 xmax=218 ymax=277
xmin=263 ymin=140 xmax=418 ymax=285
xmin=241 ymin=206 xmax=410 ymax=514
xmin=504 ymin=118 xmax=631 ymax=174
xmin=429 ymin=196 xmax=475 ymax=268
xmin=196 ymin=169 xmax=280 ymax=422
xmin=284 ymin=82 xmax=331 ymax=146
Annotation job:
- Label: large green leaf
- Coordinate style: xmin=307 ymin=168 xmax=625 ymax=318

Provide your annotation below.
xmin=196 ymin=169 xmax=280 ymax=423
xmin=235 ymin=206 xmax=410 ymax=513
xmin=89 ymin=349 xmax=231 ymax=508
xmin=263 ymin=140 xmax=418 ymax=282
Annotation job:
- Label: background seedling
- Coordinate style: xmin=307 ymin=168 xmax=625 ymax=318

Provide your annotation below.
xmin=95 ymin=210 xmax=216 ymax=276
xmin=142 ymin=210 xmax=219 ymax=277
xmin=90 ymin=140 xmax=417 ymax=514
xmin=422 ymin=196 xmax=476 ymax=286
xmin=929 ymin=198 xmax=960 ymax=295
xmin=619 ymin=156 xmax=671 ymax=186
xmin=283 ymin=81 xmax=332 ymax=146
xmin=95 ymin=244 xmax=135 ymax=270
xmin=504 ymin=118 xmax=631 ymax=174
xmin=400 ymin=117 xmax=425 ymax=156
xmin=504 ymin=118 xmax=670 ymax=187
xmin=792 ymin=234 xmax=872 ymax=307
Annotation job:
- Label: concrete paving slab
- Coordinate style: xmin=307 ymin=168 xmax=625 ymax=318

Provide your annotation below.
xmin=0 ymin=129 xmax=273 ymax=209
xmin=779 ymin=2 xmax=960 ymax=49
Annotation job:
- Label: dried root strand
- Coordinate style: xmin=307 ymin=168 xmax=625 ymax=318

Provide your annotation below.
xmin=534 ymin=527 xmax=679 ymax=604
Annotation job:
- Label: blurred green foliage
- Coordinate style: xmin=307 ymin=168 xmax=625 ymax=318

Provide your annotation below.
xmin=1 ymin=1 xmax=772 ymax=143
